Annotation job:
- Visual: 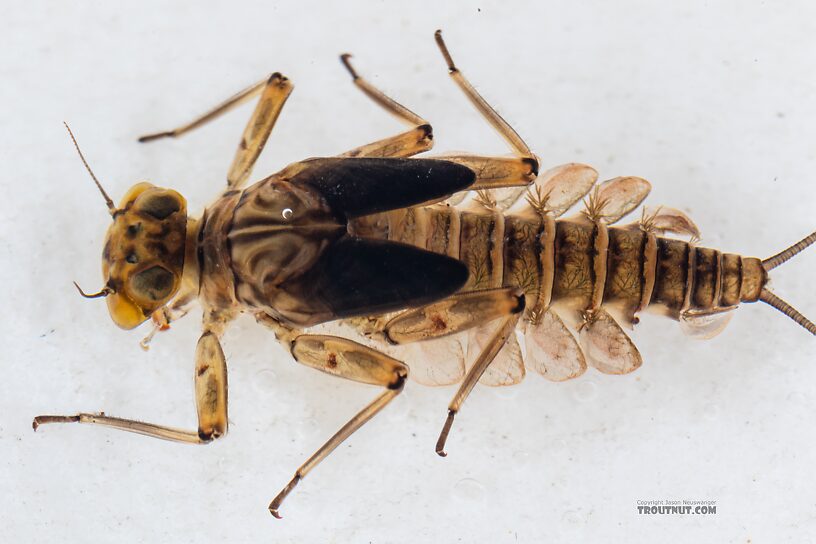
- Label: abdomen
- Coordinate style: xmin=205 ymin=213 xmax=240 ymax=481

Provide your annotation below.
xmin=349 ymin=201 xmax=766 ymax=323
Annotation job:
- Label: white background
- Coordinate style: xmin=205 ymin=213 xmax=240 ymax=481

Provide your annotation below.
xmin=3 ymin=1 xmax=816 ymax=542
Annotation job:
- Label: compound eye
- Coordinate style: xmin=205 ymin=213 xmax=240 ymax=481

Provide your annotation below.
xmin=138 ymin=193 xmax=181 ymax=219
xmin=130 ymin=265 xmax=175 ymax=301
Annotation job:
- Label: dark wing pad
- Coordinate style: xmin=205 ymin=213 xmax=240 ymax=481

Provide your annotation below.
xmin=281 ymin=236 xmax=469 ymax=319
xmin=291 ymin=158 xmax=475 ymax=219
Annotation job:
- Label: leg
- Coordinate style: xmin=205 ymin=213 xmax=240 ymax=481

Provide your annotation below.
xmin=258 ymin=322 xmax=408 ymax=518
xmin=383 ymin=287 xmax=525 ymax=344
xmin=379 ymin=287 xmax=525 ymax=456
xmin=338 ymin=54 xmax=434 ymax=159
xmin=140 ymin=286 xmax=199 ymax=350
xmin=434 ymin=30 xmax=535 ymax=160
xmin=432 ymin=30 xmax=540 ymax=197
xmin=33 ymin=329 xmax=228 ymax=443
xmin=139 ymin=73 xmax=294 ymax=188
xmin=436 ymin=313 xmax=520 ymax=456
xmin=433 ymin=154 xmax=537 ymax=191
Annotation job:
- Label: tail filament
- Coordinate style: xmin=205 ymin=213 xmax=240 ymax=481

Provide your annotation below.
xmin=762 ymin=231 xmax=816 ymax=271
xmin=759 ymin=289 xmax=816 ymax=336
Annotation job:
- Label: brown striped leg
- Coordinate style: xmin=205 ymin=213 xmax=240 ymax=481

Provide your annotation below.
xmin=434 ymin=31 xmax=539 ymax=168
xmin=433 ymin=154 xmax=538 ymax=190
xmin=381 ymin=288 xmax=525 ymax=455
xmin=33 ymin=328 xmax=229 ymax=443
xmin=436 ymin=313 xmax=521 ymax=456
xmin=265 ymin=332 xmax=408 ymax=518
xmin=383 ymin=287 xmax=525 ymax=344
xmin=139 ymin=73 xmax=294 ymax=188
xmin=431 ymin=31 xmax=539 ymax=206
xmin=338 ymin=54 xmax=434 ymax=159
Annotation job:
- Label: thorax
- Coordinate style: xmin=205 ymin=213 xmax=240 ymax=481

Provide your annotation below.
xmin=198 ymin=175 xmax=345 ymax=320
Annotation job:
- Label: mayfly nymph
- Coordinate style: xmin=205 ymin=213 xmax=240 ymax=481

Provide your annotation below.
xmin=34 ymin=31 xmax=815 ymax=518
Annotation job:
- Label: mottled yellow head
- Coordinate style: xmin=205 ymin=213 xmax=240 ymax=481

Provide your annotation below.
xmin=64 ymin=123 xmax=190 ymax=330
xmin=100 ymin=183 xmax=188 ymax=329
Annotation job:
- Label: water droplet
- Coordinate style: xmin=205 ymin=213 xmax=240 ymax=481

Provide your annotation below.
xmin=561 ymin=509 xmax=583 ymax=524
xmin=295 ymin=417 xmax=319 ymax=440
xmin=573 ymin=380 xmax=598 ymax=402
xmin=386 ymin=390 xmax=411 ymax=422
xmin=702 ymin=402 xmax=720 ymax=421
xmin=512 ymin=449 xmax=530 ymax=465
xmin=217 ymin=455 xmax=230 ymax=472
xmin=282 ymin=208 xmax=293 ymax=220
xmin=453 ymin=478 xmax=485 ymax=502
xmin=253 ymin=368 xmax=277 ymax=392
xmin=549 ymin=438 xmax=568 ymax=455
xmin=786 ymin=391 xmax=806 ymax=404
xmin=491 ymin=384 xmax=521 ymax=401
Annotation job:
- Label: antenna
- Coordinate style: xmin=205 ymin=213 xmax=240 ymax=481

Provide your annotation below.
xmin=73 ymin=281 xmax=114 ymax=299
xmin=63 ymin=122 xmax=116 ymax=214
